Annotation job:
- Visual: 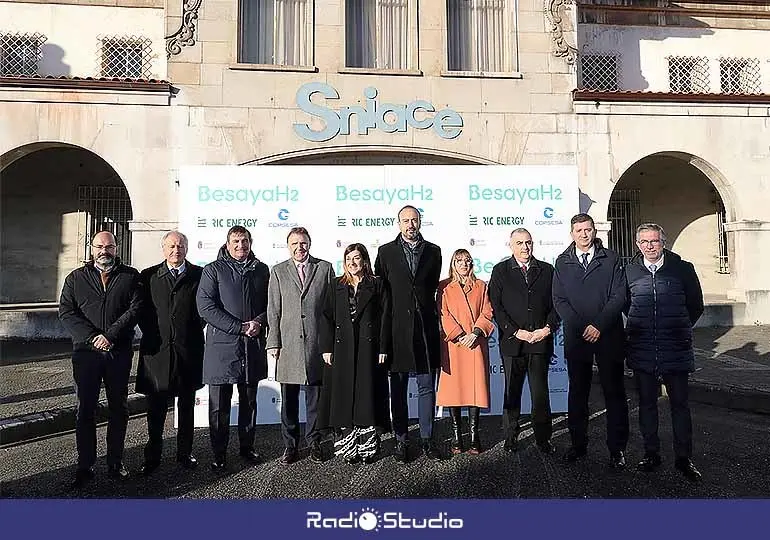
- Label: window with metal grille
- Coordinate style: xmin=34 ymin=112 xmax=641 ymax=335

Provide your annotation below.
xmin=0 ymin=32 xmax=46 ymax=77
xmin=608 ymin=189 xmax=640 ymax=267
xmin=77 ymin=186 xmax=133 ymax=264
xmin=719 ymin=57 xmax=761 ymax=95
xmin=668 ymin=56 xmax=710 ymax=93
xmin=716 ymin=199 xmax=729 ymax=274
xmin=98 ymin=36 xmax=152 ymax=79
xmin=578 ymin=54 xmax=619 ymax=91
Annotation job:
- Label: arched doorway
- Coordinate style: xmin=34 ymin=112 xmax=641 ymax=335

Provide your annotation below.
xmin=608 ymin=152 xmax=733 ymax=298
xmin=0 ymin=143 xmax=133 ymax=305
xmin=248 ymin=145 xmax=498 ymax=165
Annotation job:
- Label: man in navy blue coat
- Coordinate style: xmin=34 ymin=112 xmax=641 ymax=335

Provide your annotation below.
xmin=625 ymin=223 xmax=704 ymax=481
xmin=553 ymin=213 xmax=629 ymax=468
xmin=197 ymin=226 xmax=270 ymax=471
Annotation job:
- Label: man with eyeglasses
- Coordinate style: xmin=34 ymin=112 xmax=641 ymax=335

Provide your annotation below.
xmin=624 ymin=223 xmax=704 ymax=481
xmin=59 ymin=231 xmax=142 ymax=489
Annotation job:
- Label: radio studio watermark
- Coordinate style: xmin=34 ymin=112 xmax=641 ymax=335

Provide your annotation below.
xmin=306 ymin=507 xmax=464 ymax=531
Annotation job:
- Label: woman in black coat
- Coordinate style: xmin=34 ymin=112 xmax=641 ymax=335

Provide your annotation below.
xmin=319 ymin=243 xmax=391 ymax=464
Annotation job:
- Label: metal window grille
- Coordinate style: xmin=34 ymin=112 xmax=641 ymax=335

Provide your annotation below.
xmin=668 ymin=56 xmax=710 ymax=93
xmin=0 ymin=32 xmax=46 ymax=77
xmin=578 ymin=54 xmax=620 ymax=91
xmin=719 ymin=57 xmax=761 ymax=95
xmin=608 ymin=189 xmax=641 ymax=267
xmin=77 ymin=186 xmax=133 ymax=264
xmin=716 ymin=199 xmax=729 ymax=274
xmin=98 ymin=36 xmax=152 ymax=79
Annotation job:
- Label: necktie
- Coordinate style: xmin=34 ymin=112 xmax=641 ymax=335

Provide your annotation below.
xmin=171 ymin=268 xmax=179 ymax=280
xmin=298 ymin=263 xmax=305 ymax=286
xmin=581 ymin=252 xmax=589 ymax=270
xmin=649 ymin=264 xmax=657 ymax=274
xmin=520 ymin=264 xmax=528 ymax=283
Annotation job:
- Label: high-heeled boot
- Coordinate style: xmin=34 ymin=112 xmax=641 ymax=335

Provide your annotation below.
xmin=449 ymin=407 xmax=464 ymax=454
xmin=468 ymin=406 xmax=482 ymax=455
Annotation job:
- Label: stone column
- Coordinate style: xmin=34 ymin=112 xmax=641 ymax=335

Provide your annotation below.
xmin=724 ymin=220 xmax=770 ymax=325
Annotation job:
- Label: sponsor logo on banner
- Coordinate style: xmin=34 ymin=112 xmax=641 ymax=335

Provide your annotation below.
xmin=535 ymin=206 xmax=564 ymax=226
xmin=306 ymin=507 xmax=464 ymax=531
xmin=468 ymin=184 xmax=562 ymax=203
xmin=473 ymin=257 xmax=509 ymax=275
xmin=197 ymin=185 xmax=300 ymax=204
xmin=336 ymin=185 xmax=433 ymax=203
xmin=468 ymin=215 xmax=525 ymax=227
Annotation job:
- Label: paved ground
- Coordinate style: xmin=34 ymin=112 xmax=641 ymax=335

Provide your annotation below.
xmin=2 ymin=393 xmax=769 ymax=499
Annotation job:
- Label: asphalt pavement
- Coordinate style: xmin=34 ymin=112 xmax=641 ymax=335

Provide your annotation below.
xmin=1 ymin=393 xmax=768 ymax=499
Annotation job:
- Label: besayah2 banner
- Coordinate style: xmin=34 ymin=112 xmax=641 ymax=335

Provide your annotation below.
xmin=177 ymin=165 xmax=579 ymax=426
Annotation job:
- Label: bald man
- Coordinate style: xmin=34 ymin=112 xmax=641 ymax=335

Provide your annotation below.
xmin=59 ymin=231 xmax=142 ymax=489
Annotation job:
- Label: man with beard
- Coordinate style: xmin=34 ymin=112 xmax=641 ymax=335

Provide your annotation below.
xmin=267 ymin=227 xmax=335 ymax=465
xmin=197 ymin=226 xmax=270 ymax=471
xmin=59 ymin=231 xmax=142 ymax=488
xmin=375 ymin=205 xmax=443 ymax=462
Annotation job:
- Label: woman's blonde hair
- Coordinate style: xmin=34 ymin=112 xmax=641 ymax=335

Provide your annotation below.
xmin=448 ymin=248 xmax=477 ymax=282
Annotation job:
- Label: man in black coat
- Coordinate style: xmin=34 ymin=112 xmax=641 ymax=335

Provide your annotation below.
xmin=59 ymin=231 xmax=142 ymax=488
xmin=136 ymin=231 xmax=204 ymax=475
xmin=489 ymin=228 xmax=560 ymax=454
xmin=552 ymin=213 xmax=629 ymax=468
xmin=196 ymin=226 xmax=270 ymax=471
xmin=625 ymin=223 xmax=704 ymax=481
xmin=374 ymin=205 xmax=442 ymax=462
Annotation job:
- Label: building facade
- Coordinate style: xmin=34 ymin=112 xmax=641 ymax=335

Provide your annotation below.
xmin=1 ymin=0 xmax=769 ymax=337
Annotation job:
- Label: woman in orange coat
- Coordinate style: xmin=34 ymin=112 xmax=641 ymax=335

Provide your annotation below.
xmin=436 ymin=248 xmax=495 ymax=455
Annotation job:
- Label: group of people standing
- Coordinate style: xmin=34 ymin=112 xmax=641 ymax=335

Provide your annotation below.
xmin=58 ymin=205 xmax=705 ymax=490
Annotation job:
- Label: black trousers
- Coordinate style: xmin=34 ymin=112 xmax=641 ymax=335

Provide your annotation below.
xmin=144 ymin=389 xmax=196 ymax=462
xmin=566 ymin=343 xmax=629 ymax=453
xmin=636 ymin=370 xmax=692 ymax=459
xmin=208 ymin=383 xmax=258 ymax=460
xmin=280 ymin=383 xmax=321 ymax=448
xmin=502 ymin=354 xmax=552 ymax=445
xmin=390 ymin=371 xmax=436 ymax=442
xmin=72 ymin=349 xmax=133 ymax=469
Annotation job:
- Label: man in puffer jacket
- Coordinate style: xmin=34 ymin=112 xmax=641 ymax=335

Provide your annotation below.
xmin=624 ymin=223 xmax=704 ymax=481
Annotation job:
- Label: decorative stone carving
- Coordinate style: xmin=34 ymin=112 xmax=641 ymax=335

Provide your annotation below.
xmin=545 ymin=0 xmax=578 ymax=65
xmin=165 ymin=0 xmax=203 ymax=58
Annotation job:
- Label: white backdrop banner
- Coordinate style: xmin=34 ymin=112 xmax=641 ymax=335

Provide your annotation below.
xmin=177 ymin=165 xmax=579 ymax=427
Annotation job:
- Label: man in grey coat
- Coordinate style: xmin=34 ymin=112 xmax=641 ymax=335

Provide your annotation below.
xmin=197 ymin=226 xmax=270 ymax=471
xmin=267 ymin=226 xmax=335 ymax=465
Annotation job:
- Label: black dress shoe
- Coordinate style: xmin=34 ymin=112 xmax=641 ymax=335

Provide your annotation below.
xmin=177 ymin=454 xmax=198 ymax=469
xmin=139 ymin=460 xmax=160 ymax=476
xmin=310 ymin=442 xmax=324 ymax=463
xmin=421 ymin=439 xmax=442 ymax=460
xmin=504 ymin=438 xmax=519 ymax=453
xmin=637 ymin=453 xmax=662 ymax=472
xmin=107 ymin=463 xmax=130 ymax=480
xmin=609 ymin=450 xmax=626 ymax=469
xmin=281 ymin=447 xmax=298 ymax=465
xmin=239 ymin=448 xmax=262 ymax=463
xmin=210 ymin=459 xmax=227 ymax=472
xmin=675 ymin=458 xmax=702 ymax=482
xmin=537 ymin=441 xmax=556 ymax=455
xmin=70 ymin=467 xmax=94 ymax=489
xmin=563 ymin=446 xmax=587 ymax=462
xmin=394 ymin=441 xmax=408 ymax=463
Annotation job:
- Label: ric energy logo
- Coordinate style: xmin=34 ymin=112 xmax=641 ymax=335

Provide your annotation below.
xmin=306 ymin=507 xmax=464 ymax=531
